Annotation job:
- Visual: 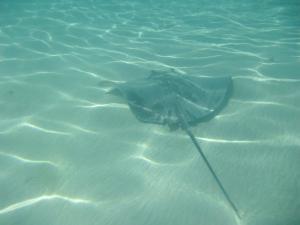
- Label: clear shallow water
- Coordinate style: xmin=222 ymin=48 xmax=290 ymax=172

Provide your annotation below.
xmin=0 ymin=0 xmax=299 ymax=225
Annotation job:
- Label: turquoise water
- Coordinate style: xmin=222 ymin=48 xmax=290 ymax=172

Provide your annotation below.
xmin=0 ymin=0 xmax=299 ymax=225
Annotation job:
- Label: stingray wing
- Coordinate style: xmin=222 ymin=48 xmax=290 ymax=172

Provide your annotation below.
xmin=173 ymin=74 xmax=233 ymax=125
xmin=109 ymin=76 xmax=174 ymax=125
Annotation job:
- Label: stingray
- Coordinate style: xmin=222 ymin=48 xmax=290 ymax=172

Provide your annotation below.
xmin=109 ymin=69 xmax=240 ymax=218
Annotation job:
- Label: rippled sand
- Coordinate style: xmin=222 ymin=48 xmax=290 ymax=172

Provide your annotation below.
xmin=0 ymin=1 xmax=299 ymax=225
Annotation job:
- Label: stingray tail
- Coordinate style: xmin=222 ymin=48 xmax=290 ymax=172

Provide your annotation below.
xmin=183 ymin=126 xmax=241 ymax=219
xmin=173 ymin=101 xmax=241 ymax=219
xmin=171 ymin=95 xmax=241 ymax=219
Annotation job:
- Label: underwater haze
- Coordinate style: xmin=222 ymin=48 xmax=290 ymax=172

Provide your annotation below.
xmin=0 ymin=0 xmax=300 ymax=225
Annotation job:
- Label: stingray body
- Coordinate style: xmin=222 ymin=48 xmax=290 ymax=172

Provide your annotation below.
xmin=109 ymin=70 xmax=240 ymax=218
xmin=110 ymin=70 xmax=232 ymax=129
